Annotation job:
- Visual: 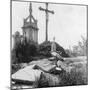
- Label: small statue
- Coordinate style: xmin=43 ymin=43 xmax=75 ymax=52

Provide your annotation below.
xmin=51 ymin=37 xmax=64 ymax=61
xmin=51 ymin=37 xmax=56 ymax=52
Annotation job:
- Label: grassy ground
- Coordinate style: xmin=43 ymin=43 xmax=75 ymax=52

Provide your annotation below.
xmin=38 ymin=56 xmax=88 ymax=87
xmin=11 ymin=56 xmax=88 ymax=89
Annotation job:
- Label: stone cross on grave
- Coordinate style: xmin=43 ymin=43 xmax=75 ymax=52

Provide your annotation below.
xmin=39 ymin=3 xmax=54 ymax=42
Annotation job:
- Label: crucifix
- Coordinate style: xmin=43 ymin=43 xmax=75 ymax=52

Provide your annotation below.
xmin=39 ymin=3 xmax=54 ymax=42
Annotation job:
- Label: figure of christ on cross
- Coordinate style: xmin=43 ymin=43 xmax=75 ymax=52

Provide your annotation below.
xmin=39 ymin=3 xmax=54 ymax=42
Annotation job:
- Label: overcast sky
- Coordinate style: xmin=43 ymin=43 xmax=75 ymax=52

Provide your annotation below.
xmin=12 ymin=1 xmax=87 ymax=49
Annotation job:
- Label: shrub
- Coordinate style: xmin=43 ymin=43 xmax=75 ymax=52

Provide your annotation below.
xmin=12 ymin=41 xmax=38 ymax=64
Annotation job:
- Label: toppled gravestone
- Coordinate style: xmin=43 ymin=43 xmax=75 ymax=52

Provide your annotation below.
xmin=12 ymin=65 xmax=43 ymax=89
xmin=28 ymin=58 xmax=63 ymax=87
xmin=57 ymin=60 xmax=73 ymax=73
xmin=12 ymin=58 xmax=72 ymax=89
xmin=29 ymin=59 xmax=56 ymax=73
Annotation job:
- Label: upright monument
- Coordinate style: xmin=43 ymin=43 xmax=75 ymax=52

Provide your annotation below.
xmin=39 ymin=3 xmax=54 ymax=42
xmin=22 ymin=3 xmax=38 ymax=43
xmin=51 ymin=37 xmax=56 ymax=52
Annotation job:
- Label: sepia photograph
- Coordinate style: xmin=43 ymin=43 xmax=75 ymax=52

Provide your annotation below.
xmin=11 ymin=0 xmax=88 ymax=89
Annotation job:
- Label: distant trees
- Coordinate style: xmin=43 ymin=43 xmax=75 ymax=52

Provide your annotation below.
xmin=65 ymin=35 xmax=87 ymax=57
xmin=73 ymin=35 xmax=87 ymax=56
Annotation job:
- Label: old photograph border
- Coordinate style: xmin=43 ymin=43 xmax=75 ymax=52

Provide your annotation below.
xmin=10 ymin=0 xmax=88 ymax=89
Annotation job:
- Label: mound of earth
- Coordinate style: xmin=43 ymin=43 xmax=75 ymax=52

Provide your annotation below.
xmin=39 ymin=41 xmax=69 ymax=57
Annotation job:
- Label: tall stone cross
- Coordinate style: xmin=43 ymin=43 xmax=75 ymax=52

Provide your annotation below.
xmin=39 ymin=3 xmax=54 ymax=41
